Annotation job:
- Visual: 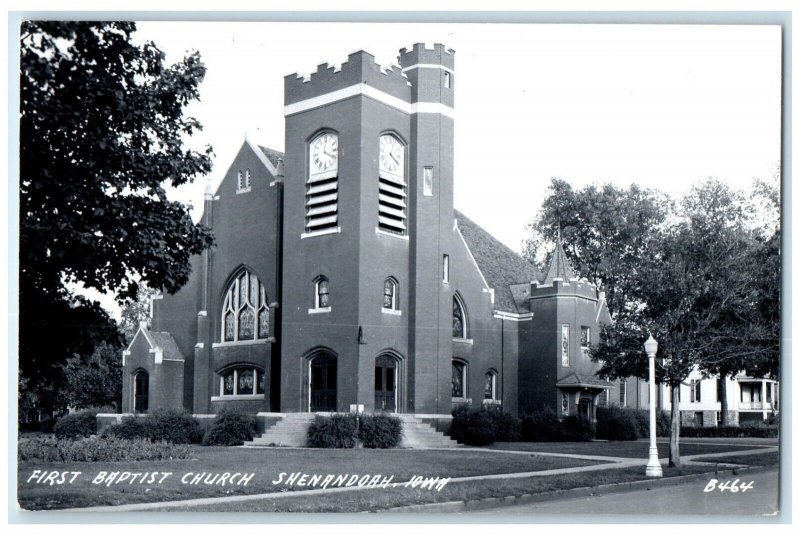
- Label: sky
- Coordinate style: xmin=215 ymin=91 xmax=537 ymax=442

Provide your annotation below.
xmin=79 ymin=21 xmax=782 ymax=318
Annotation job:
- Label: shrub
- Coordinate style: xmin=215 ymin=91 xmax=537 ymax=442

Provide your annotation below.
xmin=449 ymin=406 xmax=496 ymax=446
xmin=561 ymin=415 xmax=595 ymax=442
xmin=358 ymin=414 xmax=402 ymax=448
xmin=18 ymin=435 xmax=192 ymax=462
xmin=486 ymin=406 xmax=521 ymax=442
xmin=631 ymin=409 xmax=671 ymax=438
xmin=596 ymin=406 xmax=639 ymax=441
xmin=202 ymin=409 xmax=257 ymax=446
xmin=306 ymin=414 xmax=358 ymax=448
xmin=104 ymin=409 xmax=202 ymax=444
xmin=680 ymin=424 xmax=778 ymax=438
xmin=520 ymin=408 xmax=563 ymax=442
xmin=53 ymin=411 xmax=98 ymax=439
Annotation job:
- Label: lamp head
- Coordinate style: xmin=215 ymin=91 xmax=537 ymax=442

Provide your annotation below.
xmin=644 ymin=335 xmax=658 ymax=356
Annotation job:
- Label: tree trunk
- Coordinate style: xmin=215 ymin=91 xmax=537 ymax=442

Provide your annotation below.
xmin=669 ymin=383 xmax=681 ymax=468
xmin=719 ymin=378 xmax=729 ymax=426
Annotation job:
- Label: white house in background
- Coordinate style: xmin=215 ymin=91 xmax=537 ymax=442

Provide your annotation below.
xmin=617 ymin=367 xmax=778 ymax=427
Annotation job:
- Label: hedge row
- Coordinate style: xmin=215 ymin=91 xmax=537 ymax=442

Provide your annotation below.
xmin=595 ymin=406 xmax=671 ymax=441
xmin=306 ymin=414 xmax=403 ymax=448
xmin=18 ymin=435 xmax=192 ymax=462
xmin=679 ymin=423 xmax=778 ymax=438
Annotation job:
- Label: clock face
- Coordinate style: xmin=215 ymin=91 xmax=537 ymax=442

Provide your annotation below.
xmin=379 ymin=135 xmax=404 ymax=175
xmin=310 ymin=133 xmax=338 ymax=174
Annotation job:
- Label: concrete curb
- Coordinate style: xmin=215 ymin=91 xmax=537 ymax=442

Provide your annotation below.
xmin=376 ymin=465 xmax=774 ymax=513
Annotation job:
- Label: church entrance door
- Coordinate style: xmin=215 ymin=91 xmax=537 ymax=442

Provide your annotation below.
xmin=310 ymin=352 xmax=337 ymax=412
xmin=374 ymin=354 xmax=397 ymax=412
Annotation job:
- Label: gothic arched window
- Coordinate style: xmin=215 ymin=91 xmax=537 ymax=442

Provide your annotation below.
xmin=383 ymin=277 xmax=398 ymax=311
xmin=453 ymin=294 xmax=468 ymax=339
xmin=221 ymin=269 xmax=269 ymax=342
xmin=314 ymin=276 xmax=330 ymax=309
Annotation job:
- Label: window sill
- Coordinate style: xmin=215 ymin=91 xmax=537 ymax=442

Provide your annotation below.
xmin=453 ymin=338 xmax=473 ymax=345
xmin=236 ymin=188 xmax=252 ymax=195
xmin=375 ymin=228 xmax=409 ymax=241
xmin=212 ymin=339 xmax=270 ymax=348
xmin=483 ymin=399 xmax=502 ymax=405
xmin=451 ymin=397 xmax=472 ymax=404
xmin=301 ymin=227 xmax=341 ymax=239
xmin=309 ymin=307 xmax=332 ymax=314
xmin=381 ymin=308 xmax=402 ymax=316
xmin=211 ymin=395 xmax=265 ymax=402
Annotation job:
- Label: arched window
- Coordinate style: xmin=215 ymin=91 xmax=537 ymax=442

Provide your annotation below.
xmin=306 ymin=131 xmax=339 ymax=233
xmin=133 ymin=370 xmax=149 ymax=413
xmin=484 ymin=370 xmax=498 ymax=401
xmin=314 ymin=276 xmax=330 ymax=309
xmin=237 ymin=168 xmax=252 ymax=193
xmin=219 ymin=365 xmax=266 ymax=397
xmin=377 ymin=134 xmax=407 ymax=235
xmin=383 ymin=277 xmax=398 ymax=311
xmin=453 ymin=294 xmax=468 ymax=339
xmin=452 ymin=359 xmax=468 ymax=399
xmin=221 ymin=269 xmax=269 ymax=342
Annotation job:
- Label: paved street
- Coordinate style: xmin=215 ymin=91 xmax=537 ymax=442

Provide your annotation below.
xmin=474 ymin=467 xmax=779 ymax=516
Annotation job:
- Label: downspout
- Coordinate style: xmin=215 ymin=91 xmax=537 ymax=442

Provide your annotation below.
xmin=501 ymin=317 xmax=505 ymax=409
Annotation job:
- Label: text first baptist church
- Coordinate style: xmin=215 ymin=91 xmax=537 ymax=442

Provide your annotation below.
xmin=121 ymin=44 xmax=615 ymax=431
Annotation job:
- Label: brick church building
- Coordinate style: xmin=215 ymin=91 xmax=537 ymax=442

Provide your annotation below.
xmin=121 ymin=43 xmax=617 ymax=427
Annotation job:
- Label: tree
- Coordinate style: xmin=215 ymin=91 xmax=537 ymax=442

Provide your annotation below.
xmin=19 ymin=21 xmax=214 ymax=416
xmin=120 ymin=285 xmax=160 ymax=343
xmin=523 ymin=178 xmax=670 ymax=318
xmin=60 ymin=343 xmax=123 ymax=410
xmin=590 ymin=179 xmax=779 ymax=466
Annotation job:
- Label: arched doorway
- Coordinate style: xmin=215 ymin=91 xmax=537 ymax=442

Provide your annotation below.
xmin=374 ymin=354 xmax=398 ymax=412
xmin=133 ymin=370 xmax=149 ymax=413
xmin=309 ymin=352 xmax=337 ymax=412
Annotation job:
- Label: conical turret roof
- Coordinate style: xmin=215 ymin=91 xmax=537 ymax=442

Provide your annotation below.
xmin=542 ymin=226 xmax=576 ymax=285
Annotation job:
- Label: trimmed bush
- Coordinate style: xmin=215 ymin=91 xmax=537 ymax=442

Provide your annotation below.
xmin=202 ymin=409 xmax=257 ymax=446
xmin=680 ymin=424 xmax=778 ymax=438
xmin=53 ymin=411 xmax=98 ymax=439
xmin=486 ymin=406 xmax=522 ymax=442
xmin=449 ymin=406 xmax=496 ymax=446
xmin=631 ymin=409 xmax=670 ymax=438
xmin=18 ymin=435 xmax=192 ymax=462
xmin=596 ymin=406 xmax=639 ymax=441
xmin=104 ymin=409 xmax=203 ymax=444
xmin=358 ymin=414 xmax=402 ymax=448
xmin=520 ymin=408 xmax=563 ymax=442
xmin=561 ymin=415 xmax=595 ymax=442
xmin=306 ymin=414 xmax=358 ymax=448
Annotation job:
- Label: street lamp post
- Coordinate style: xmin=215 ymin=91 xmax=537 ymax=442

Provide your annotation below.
xmin=644 ymin=335 xmax=663 ymax=477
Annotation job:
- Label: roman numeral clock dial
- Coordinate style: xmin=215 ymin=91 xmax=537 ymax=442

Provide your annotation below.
xmin=379 ymin=136 xmax=404 ymax=176
xmin=311 ymin=133 xmax=338 ymax=175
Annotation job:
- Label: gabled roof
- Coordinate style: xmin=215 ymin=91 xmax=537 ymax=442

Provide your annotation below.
xmin=257 ymin=145 xmax=284 ymax=169
xmin=556 ymin=373 xmax=611 ymax=389
xmin=454 ymin=210 xmax=542 ymax=313
xmin=150 ymin=332 xmax=185 ymax=362
xmin=542 ymin=227 xmax=576 ymax=285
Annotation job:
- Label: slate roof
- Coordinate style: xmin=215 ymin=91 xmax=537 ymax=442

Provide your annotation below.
xmin=454 ymin=210 xmax=542 ymax=313
xmin=150 ymin=331 xmax=185 ymax=362
xmin=257 ymin=145 xmax=284 ymax=168
xmin=555 ymin=373 xmax=611 ymax=389
xmin=542 ymin=228 xmax=577 ymax=285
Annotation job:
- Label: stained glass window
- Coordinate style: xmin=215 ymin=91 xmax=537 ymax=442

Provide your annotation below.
xmin=219 ymin=367 xmax=265 ymax=397
xmin=453 ymin=295 xmax=466 ymax=338
xmin=484 ymin=371 xmax=497 ymax=400
xmin=221 ymin=269 xmax=269 ymax=342
xmin=452 ymin=361 xmax=466 ymax=398
xmin=383 ymin=278 xmax=397 ymax=310
xmin=316 ymin=277 xmax=330 ymax=308
xmin=580 ymin=326 xmax=590 ymax=348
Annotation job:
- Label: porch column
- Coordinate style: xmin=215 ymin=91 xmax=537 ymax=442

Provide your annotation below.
xmin=762 ymin=379 xmax=768 ymax=421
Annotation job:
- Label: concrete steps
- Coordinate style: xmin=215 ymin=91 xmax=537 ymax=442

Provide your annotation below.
xmin=243 ymin=413 xmax=458 ymax=449
xmin=246 ymin=413 xmax=316 ymax=447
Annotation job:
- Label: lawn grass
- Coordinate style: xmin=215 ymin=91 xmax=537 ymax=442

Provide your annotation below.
xmin=18 ymin=446 xmax=599 ymax=510
xmin=156 ymin=464 xmax=715 ymax=512
xmin=486 ymin=440 xmax=759 ymax=458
